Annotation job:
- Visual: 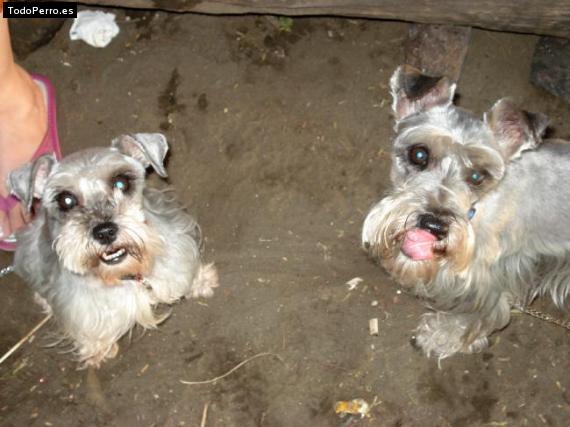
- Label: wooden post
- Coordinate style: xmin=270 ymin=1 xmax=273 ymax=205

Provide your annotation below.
xmin=404 ymin=24 xmax=471 ymax=83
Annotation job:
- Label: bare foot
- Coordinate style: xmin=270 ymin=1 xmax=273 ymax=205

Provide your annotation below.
xmin=0 ymin=65 xmax=47 ymax=241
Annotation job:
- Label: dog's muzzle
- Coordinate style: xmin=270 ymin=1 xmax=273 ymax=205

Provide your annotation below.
xmin=417 ymin=214 xmax=448 ymax=239
xmin=93 ymin=221 xmax=118 ymax=245
xmin=100 ymin=247 xmax=127 ymax=265
xmin=400 ymin=214 xmax=449 ymax=261
xmin=92 ymin=221 xmax=128 ymax=265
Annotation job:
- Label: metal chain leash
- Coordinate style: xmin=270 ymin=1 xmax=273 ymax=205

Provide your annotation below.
xmin=513 ymin=303 xmax=570 ymax=331
xmin=0 ymin=265 xmax=14 ymax=278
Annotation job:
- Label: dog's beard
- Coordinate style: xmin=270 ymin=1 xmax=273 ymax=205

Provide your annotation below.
xmin=362 ymin=194 xmax=475 ymax=288
xmin=54 ymin=211 xmax=164 ymax=285
xmin=92 ymin=227 xmax=163 ymax=285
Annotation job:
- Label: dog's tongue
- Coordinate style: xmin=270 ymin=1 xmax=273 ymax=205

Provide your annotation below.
xmin=401 ymin=228 xmax=437 ymax=261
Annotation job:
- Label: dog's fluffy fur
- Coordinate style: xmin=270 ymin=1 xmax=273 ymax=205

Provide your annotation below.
xmin=362 ymin=65 xmax=569 ymax=359
xmin=10 ymin=134 xmax=218 ymax=367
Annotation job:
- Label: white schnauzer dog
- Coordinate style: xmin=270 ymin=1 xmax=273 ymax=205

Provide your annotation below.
xmin=362 ymin=65 xmax=569 ymax=359
xmin=9 ymin=133 xmax=218 ymax=367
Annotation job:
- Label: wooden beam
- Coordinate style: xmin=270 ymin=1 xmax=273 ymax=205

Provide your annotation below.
xmin=66 ymin=0 xmax=570 ymax=38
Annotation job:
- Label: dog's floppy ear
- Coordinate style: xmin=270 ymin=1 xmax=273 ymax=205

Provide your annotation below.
xmin=112 ymin=133 xmax=169 ymax=178
xmin=8 ymin=153 xmax=57 ymax=212
xmin=390 ymin=65 xmax=456 ymax=121
xmin=485 ymin=98 xmax=549 ymax=160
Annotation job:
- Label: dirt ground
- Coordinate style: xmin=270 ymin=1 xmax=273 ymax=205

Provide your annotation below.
xmin=1 ymin=9 xmax=569 ymax=427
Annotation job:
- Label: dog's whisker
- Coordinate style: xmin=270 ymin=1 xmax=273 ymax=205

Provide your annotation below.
xmin=403 ymin=213 xmax=414 ymax=231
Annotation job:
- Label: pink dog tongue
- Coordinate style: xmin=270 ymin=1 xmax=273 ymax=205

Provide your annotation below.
xmin=401 ymin=228 xmax=437 ymax=261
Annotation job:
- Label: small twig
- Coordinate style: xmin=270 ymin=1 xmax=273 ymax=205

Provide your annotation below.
xmin=200 ymin=402 xmax=209 ymax=427
xmin=180 ymin=352 xmax=281 ymax=385
xmin=0 ymin=313 xmax=52 ymax=365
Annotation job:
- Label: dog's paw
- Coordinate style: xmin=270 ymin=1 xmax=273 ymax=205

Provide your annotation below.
xmin=33 ymin=293 xmax=53 ymax=315
xmin=188 ymin=262 xmax=219 ymax=299
xmin=412 ymin=313 xmax=488 ymax=359
xmin=79 ymin=342 xmax=119 ymax=369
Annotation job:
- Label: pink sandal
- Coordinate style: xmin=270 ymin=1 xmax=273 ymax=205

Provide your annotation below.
xmin=0 ymin=74 xmax=62 ymax=252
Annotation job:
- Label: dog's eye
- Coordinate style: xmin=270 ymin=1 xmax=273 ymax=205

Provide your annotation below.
xmin=468 ymin=170 xmax=486 ymax=186
xmin=112 ymin=175 xmax=131 ymax=193
xmin=408 ymin=145 xmax=429 ymax=168
xmin=55 ymin=191 xmax=78 ymax=212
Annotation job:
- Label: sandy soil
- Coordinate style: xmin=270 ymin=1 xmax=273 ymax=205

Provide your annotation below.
xmin=1 ymin=10 xmax=569 ymax=427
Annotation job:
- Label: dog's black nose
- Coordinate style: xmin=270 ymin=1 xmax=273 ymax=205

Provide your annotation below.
xmin=417 ymin=214 xmax=448 ymax=239
xmin=92 ymin=222 xmax=119 ymax=245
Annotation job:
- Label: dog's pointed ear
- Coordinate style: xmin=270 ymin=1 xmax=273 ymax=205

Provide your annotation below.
xmin=8 ymin=153 xmax=57 ymax=212
xmin=390 ymin=65 xmax=456 ymax=121
xmin=112 ymin=133 xmax=169 ymax=178
xmin=485 ymin=98 xmax=549 ymax=160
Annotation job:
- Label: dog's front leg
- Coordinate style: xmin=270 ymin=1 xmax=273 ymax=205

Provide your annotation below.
xmin=186 ymin=262 xmax=219 ymax=299
xmin=75 ymin=340 xmax=119 ymax=369
xmin=412 ymin=295 xmax=511 ymax=359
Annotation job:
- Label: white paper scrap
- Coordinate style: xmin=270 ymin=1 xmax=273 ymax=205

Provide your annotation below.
xmin=70 ymin=11 xmax=120 ymax=48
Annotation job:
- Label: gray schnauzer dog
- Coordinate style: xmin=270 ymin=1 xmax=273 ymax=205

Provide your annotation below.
xmin=9 ymin=134 xmax=218 ymax=367
xmin=362 ymin=65 xmax=569 ymax=359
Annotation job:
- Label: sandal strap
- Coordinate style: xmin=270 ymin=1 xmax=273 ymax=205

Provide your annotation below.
xmin=0 ymin=194 xmax=19 ymax=212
